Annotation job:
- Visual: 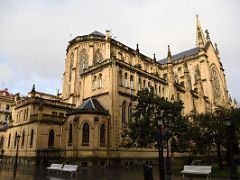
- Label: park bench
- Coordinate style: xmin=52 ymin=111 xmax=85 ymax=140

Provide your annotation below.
xmin=59 ymin=164 xmax=78 ymax=177
xmin=181 ymin=165 xmax=212 ymax=179
xmin=46 ymin=163 xmax=63 ymax=174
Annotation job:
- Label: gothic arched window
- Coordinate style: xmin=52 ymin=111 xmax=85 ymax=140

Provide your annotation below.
xmin=79 ymin=49 xmax=88 ymax=76
xmin=194 ymin=65 xmax=201 ymax=84
xmin=128 ymin=103 xmax=132 ymax=124
xmin=69 ymin=54 xmax=74 ymax=81
xmin=48 ymin=129 xmax=54 ymax=148
xmin=122 ymin=101 xmax=126 ymax=125
xmin=92 ymin=76 xmax=97 ymax=90
xmin=21 ymin=130 xmax=25 ymax=147
xmin=130 ymin=75 xmax=134 ymax=89
xmin=99 ymin=74 xmax=102 ymax=88
xmin=0 ymin=136 xmax=4 ymax=149
xmin=30 ymin=129 xmax=34 ymax=147
xmin=210 ymin=65 xmax=221 ymax=104
xmin=14 ymin=132 xmax=17 ymax=147
xmin=119 ymin=71 xmax=123 ymax=86
xmin=93 ymin=49 xmax=103 ymax=65
xmin=148 ymin=81 xmax=151 ymax=90
xmin=143 ymin=80 xmax=146 ymax=88
xmin=8 ymin=134 xmax=11 ymax=148
xmin=138 ymin=78 xmax=141 ymax=90
xmin=100 ymin=124 xmax=105 ymax=145
xmin=124 ymin=73 xmax=128 ymax=87
xmin=68 ymin=123 xmax=73 ymax=146
xmin=82 ymin=123 xmax=90 ymax=145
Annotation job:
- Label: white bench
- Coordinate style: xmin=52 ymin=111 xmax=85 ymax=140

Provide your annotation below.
xmin=46 ymin=163 xmax=63 ymax=174
xmin=59 ymin=164 xmax=78 ymax=177
xmin=181 ymin=165 xmax=212 ymax=179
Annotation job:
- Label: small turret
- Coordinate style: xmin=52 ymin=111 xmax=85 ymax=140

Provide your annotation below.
xmin=167 ymin=45 xmax=172 ymax=64
xmin=166 ymin=45 xmax=175 ymax=101
xmin=205 ymin=29 xmax=210 ymax=41
xmin=31 ymin=84 xmax=36 ymax=93
xmin=215 ymin=43 xmax=219 ymax=56
xmin=136 ymin=43 xmax=140 ymax=56
xmin=153 ymin=53 xmax=156 ymax=62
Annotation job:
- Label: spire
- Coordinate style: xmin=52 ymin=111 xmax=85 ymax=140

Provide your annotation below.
xmin=167 ymin=45 xmax=172 ymax=64
xmin=31 ymin=84 xmax=36 ymax=93
xmin=153 ymin=53 xmax=156 ymax=62
xmin=136 ymin=43 xmax=140 ymax=56
xmin=196 ymin=15 xmax=206 ymax=48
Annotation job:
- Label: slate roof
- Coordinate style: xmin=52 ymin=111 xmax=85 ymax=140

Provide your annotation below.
xmin=68 ymin=98 xmax=109 ymax=115
xmin=89 ymin=31 xmax=105 ymax=37
xmin=158 ymin=47 xmax=199 ymax=64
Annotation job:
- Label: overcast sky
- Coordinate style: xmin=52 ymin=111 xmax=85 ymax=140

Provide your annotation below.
xmin=0 ymin=0 xmax=239 ymax=103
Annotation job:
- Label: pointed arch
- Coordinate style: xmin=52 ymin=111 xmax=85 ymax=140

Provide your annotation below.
xmin=100 ymin=123 xmax=105 ymax=145
xmin=68 ymin=123 xmax=73 ymax=146
xmin=82 ymin=123 xmax=90 ymax=145
xmin=48 ymin=129 xmax=54 ymax=148
xmin=14 ymin=132 xmax=17 ymax=147
xmin=93 ymin=49 xmax=103 ymax=65
xmin=119 ymin=70 xmax=123 ymax=86
xmin=30 ymin=129 xmax=34 ymax=147
xmin=138 ymin=77 xmax=142 ymax=90
xmin=128 ymin=103 xmax=132 ymax=124
xmin=79 ymin=49 xmax=88 ymax=76
xmin=130 ymin=75 xmax=134 ymax=89
xmin=8 ymin=133 xmax=11 ymax=148
xmin=124 ymin=73 xmax=128 ymax=87
xmin=69 ymin=53 xmax=74 ymax=81
xmin=122 ymin=101 xmax=126 ymax=125
xmin=0 ymin=136 xmax=4 ymax=149
xmin=99 ymin=73 xmax=102 ymax=88
xmin=92 ymin=75 xmax=97 ymax=90
xmin=21 ymin=130 xmax=25 ymax=147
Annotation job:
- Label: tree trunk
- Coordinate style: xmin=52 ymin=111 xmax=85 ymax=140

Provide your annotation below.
xmin=216 ymin=143 xmax=224 ymax=170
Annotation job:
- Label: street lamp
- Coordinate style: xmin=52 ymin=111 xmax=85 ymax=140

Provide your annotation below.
xmin=225 ymin=117 xmax=237 ymax=179
xmin=157 ymin=112 xmax=166 ymax=180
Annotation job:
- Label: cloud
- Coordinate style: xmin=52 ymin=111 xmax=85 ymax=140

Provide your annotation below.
xmin=0 ymin=0 xmax=239 ymax=103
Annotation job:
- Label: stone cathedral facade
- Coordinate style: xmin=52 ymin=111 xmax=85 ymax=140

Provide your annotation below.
xmin=0 ymin=17 xmax=231 ymax=166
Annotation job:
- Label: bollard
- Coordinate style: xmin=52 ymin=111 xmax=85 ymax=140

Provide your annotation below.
xmin=143 ymin=165 xmax=153 ymax=180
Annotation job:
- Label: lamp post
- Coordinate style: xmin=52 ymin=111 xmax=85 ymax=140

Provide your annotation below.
xmin=225 ymin=117 xmax=237 ymax=179
xmin=157 ymin=113 xmax=166 ymax=180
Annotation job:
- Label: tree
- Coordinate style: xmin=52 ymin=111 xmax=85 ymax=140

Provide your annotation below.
xmin=121 ymin=88 xmax=189 ymax=152
xmin=189 ymin=106 xmax=234 ymax=170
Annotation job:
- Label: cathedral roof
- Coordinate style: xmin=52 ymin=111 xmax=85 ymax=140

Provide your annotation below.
xmin=69 ymin=98 xmax=109 ymax=115
xmin=158 ymin=47 xmax=199 ymax=64
xmin=89 ymin=31 xmax=105 ymax=37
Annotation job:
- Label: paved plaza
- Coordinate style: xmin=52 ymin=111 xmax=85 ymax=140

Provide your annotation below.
xmin=0 ymin=165 xmax=232 ymax=180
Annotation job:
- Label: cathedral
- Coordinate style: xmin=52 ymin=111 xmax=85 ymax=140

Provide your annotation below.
xmin=0 ymin=16 xmax=232 ymax=166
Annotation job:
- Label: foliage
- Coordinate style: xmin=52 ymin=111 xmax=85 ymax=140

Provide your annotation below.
xmin=189 ymin=106 xmax=240 ymax=170
xmin=121 ymin=87 xmax=187 ymax=151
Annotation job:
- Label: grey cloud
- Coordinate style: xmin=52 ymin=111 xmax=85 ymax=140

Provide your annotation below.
xmin=0 ymin=0 xmax=239 ymax=103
